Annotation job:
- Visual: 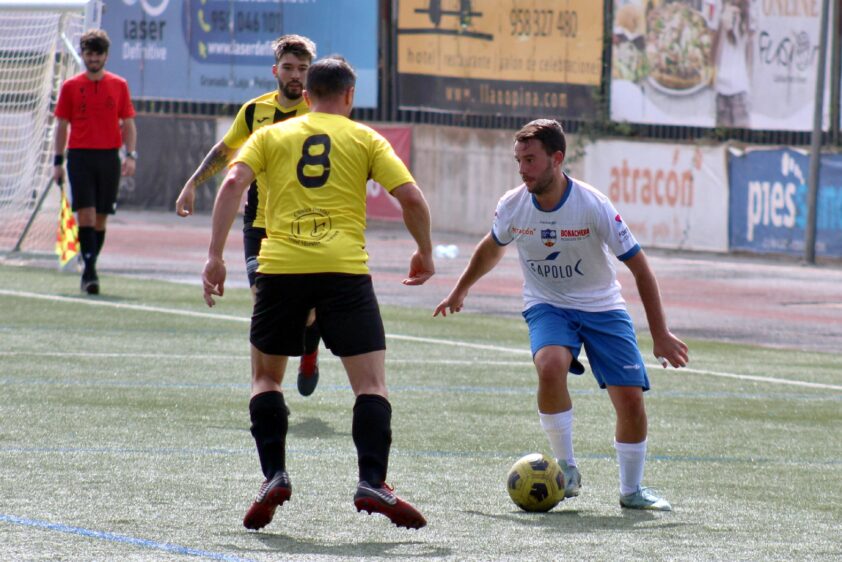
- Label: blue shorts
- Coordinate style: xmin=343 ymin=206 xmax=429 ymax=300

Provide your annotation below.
xmin=522 ymin=303 xmax=650 ymax=390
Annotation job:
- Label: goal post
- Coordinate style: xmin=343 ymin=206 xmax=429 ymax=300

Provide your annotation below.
xmin=0 ymin=0 xmax=99 ymax=257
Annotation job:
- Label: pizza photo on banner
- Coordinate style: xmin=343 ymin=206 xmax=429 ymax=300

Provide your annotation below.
xmin=610 ymin=0 xmax=830 ymax=130
xmin=396 ymin=0 xmax=603 ymax=118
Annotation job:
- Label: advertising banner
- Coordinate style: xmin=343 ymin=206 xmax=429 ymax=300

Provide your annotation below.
xmin=583 ymin=139 xmax=729 ymax=252
xmin=728 ymin=148 xmax=842 ymax=257
xmin=610 ymin=0 xmax=830 ymax=130
xmin=396 ymin=0 xmax=603 ymax=118
xmin=366 ymin=126 xmax=412 ymax=221
xmin=101 ymin=0 xmax=378 ymax=106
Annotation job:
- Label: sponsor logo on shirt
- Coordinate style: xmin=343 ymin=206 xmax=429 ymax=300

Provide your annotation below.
xmin=290 ymin=208 xmax=336 ymax=246
xmin=526 ymin=252 xmax=584 ymax=279
xmin=541 ymin=229 xmax=557 ymax=247
xmin=615 ymin=214 xmax=630 ymax=242
xmin=558 ymin=228 xmax=590 ymax=240
xmin=511 ymin=226 xmax=535 ymax=236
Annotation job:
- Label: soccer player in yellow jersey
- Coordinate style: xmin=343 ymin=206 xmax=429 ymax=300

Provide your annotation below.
xmin=175 ymin=35 xmax=322 ymax=396
xmin=202 ymin=56 xmax=435 ymax=530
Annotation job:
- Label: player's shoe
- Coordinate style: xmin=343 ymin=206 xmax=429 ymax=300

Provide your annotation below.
xmin=242 ymin=471 xmax=292 ymax=530
xmin=297 ymin=349 xmax=319 ymax=396
xmin=353 ymin=481 xmax=427 ymax=529
xmin=559 ymin=460 xmax=581 ymax=498
xmin=619 ymin=486 xmax=672 ymax=511
xmin=81 ymin=272 xmax=99 ymax=295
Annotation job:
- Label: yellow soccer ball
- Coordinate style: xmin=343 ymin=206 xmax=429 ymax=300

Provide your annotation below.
xmin=506 ymin=453 xmax=565 ymax=512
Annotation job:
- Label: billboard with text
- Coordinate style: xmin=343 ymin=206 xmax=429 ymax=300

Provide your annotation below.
xmin=583 ymin=139 xmax=729 ymax=252
xmin=396 ymin=0 xmax=603 ymax=118
xmin=101 ymin=0 xmax=378 ymax=106
xmin=728 ymin=148 xmax=842 ymax=257
xmin=610 ymin=0 xmax=831 ymax=130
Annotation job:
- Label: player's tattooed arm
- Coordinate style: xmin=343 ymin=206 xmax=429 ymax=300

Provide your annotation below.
xmin=176 ymin=141 xmax=237 ymax=216
xmin=192 ymin=142 xmax=237 ymax=185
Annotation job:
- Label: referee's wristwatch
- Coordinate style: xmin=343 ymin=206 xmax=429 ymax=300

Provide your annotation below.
xmin=126 ymin=150 xmax=138 ymax=160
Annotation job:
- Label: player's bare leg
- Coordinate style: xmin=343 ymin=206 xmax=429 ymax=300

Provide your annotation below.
xmin=533 ymin=345 xmax=581 ymax=497
xmin=533 ymin=345 xmax=573 ymax=413
xmin=607 ymin=386 xmax=670 ymax=510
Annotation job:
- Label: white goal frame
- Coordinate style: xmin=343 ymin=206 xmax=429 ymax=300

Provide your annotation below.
xmin=0 ymin=0 xmax=100 ymax=257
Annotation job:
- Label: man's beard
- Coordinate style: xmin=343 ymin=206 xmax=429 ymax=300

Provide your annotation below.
xmin=280 ymin=81 xmax=303 ymax=101
xmin=84 ymin=60 xmax=104 ymax=73
xmin=524 ymin=162 xmax=555 ymax=195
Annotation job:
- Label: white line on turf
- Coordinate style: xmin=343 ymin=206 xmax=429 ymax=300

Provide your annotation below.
xmin=2 ymin=288 xmax=841 ymax=392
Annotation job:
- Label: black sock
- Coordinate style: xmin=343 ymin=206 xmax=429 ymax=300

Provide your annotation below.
xmin=249 ymin=391 xmax=288 ymax=479
xmin=78 ymin=226 xmax=97 ymax=278
xmin=303 ymin=322 xmax=321 ymax=355
xmin=95 ymin=229 xmax=106 ymax=256
xmin=352 ymin=394 xmax=392 ymax=486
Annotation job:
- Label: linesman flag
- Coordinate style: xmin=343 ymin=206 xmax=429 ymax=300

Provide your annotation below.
xmin=55 ymin=186 xmax=78 ymax=266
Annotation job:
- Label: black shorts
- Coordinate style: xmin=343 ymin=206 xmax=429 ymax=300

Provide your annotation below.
xmin=242 ymin=224 xmax=266 ymax=287
xmin=250 ymin=273 xmax=385 ymax=357
xmin=66 ymin=149 xmax=121 ymax=214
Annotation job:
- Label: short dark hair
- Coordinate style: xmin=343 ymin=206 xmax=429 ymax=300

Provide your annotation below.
xmin=80 ymin=29 xmax=110 ymax=54
xmin=514 ymin=119 xmax=566 ymax=156
xmin=272 ymin=34 xmax=316 ymax=64
xmin=305 ymin=56 xmax=356 ymax=100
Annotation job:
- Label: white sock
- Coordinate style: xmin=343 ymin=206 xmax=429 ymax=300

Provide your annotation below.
xmin=615 ymin=439 xmax=647 ymax=496
xmin=539 ymin=409 xmax=575 ymax=468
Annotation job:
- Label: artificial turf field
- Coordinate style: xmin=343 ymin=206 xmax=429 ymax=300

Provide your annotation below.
xmin=1 ymin=264 xmax=840 ymax=561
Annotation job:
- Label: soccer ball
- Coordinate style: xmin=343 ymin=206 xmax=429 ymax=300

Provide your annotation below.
xmin=506 ymin=453 xmax=565 ymax=512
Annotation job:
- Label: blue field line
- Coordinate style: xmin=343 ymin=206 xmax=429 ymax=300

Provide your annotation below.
xmin=0 ymin=513 xmax=255 ymax=562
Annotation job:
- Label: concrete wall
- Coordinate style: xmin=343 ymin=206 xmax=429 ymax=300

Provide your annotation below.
xmin=124 ymin=117 xmax=584 ymax=237
xmin=411 ymin=124 xmax=584 ymax=236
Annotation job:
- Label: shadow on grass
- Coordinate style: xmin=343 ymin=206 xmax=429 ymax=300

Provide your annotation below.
xmin=288 ymin=416 xmax=346 ymax=439
xmin=56 ymin=291 xmax=140 ymax=303
xmin=247 ymin=534 xmax=452 ymax=558
xmin=464 ymin=507 xmax=685 ymax=533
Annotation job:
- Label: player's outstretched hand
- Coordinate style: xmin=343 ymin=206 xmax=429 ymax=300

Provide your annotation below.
xmin=402 ymin=250 xmax=435 ymax=286
xmin=202 ymin=257 xmax=226 ymax=307
xmin=433 ymin=289 xmax=467 ymax=317
xmin=653 ymin=331 xmax=689 ymax=368
xmin=175 ymin=181 xmax=196 ymax=217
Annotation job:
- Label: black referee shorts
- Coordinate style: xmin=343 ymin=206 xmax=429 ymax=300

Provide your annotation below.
xmin=66 ymin=149 xmax=121 ymax=214
xmin=250 ymin=273 xmax=385 ymax=357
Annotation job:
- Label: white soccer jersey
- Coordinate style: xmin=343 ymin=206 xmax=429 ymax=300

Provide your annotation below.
xmin=491 ymin=175 xmax=641 ymax=312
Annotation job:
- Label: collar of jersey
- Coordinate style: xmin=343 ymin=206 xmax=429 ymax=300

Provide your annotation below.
xmin=530 ymin=173 xmax=574 ymax=213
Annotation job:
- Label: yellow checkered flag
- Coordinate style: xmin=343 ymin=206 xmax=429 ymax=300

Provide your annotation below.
xmin=55 ymin=185 xmax=78 ymax=266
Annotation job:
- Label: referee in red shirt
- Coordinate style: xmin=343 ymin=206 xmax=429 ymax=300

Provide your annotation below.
xmin=53 ymin=29 xmax=137 ymax=294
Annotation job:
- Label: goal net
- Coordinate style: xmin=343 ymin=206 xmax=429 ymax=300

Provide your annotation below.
xmin=0 ymin=0 xmax=98 ymax=257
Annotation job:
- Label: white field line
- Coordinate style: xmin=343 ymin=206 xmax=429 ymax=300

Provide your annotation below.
xmin=3 ymin=289 xmax=841 ymax=392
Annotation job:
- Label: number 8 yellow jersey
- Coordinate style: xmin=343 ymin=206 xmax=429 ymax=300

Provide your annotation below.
xmin=233 ymin=112 xmax=415 ymax=275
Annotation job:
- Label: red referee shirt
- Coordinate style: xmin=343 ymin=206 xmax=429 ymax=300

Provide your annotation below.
xmin=54 ymin=71 xmax=136 ymax=150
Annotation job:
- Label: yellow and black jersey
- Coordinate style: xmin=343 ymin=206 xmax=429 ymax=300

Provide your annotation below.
xmin=222 ymin=91 xmax=309 ymax=229
xmin=234 ymin=112 xmax=414 ymax=275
